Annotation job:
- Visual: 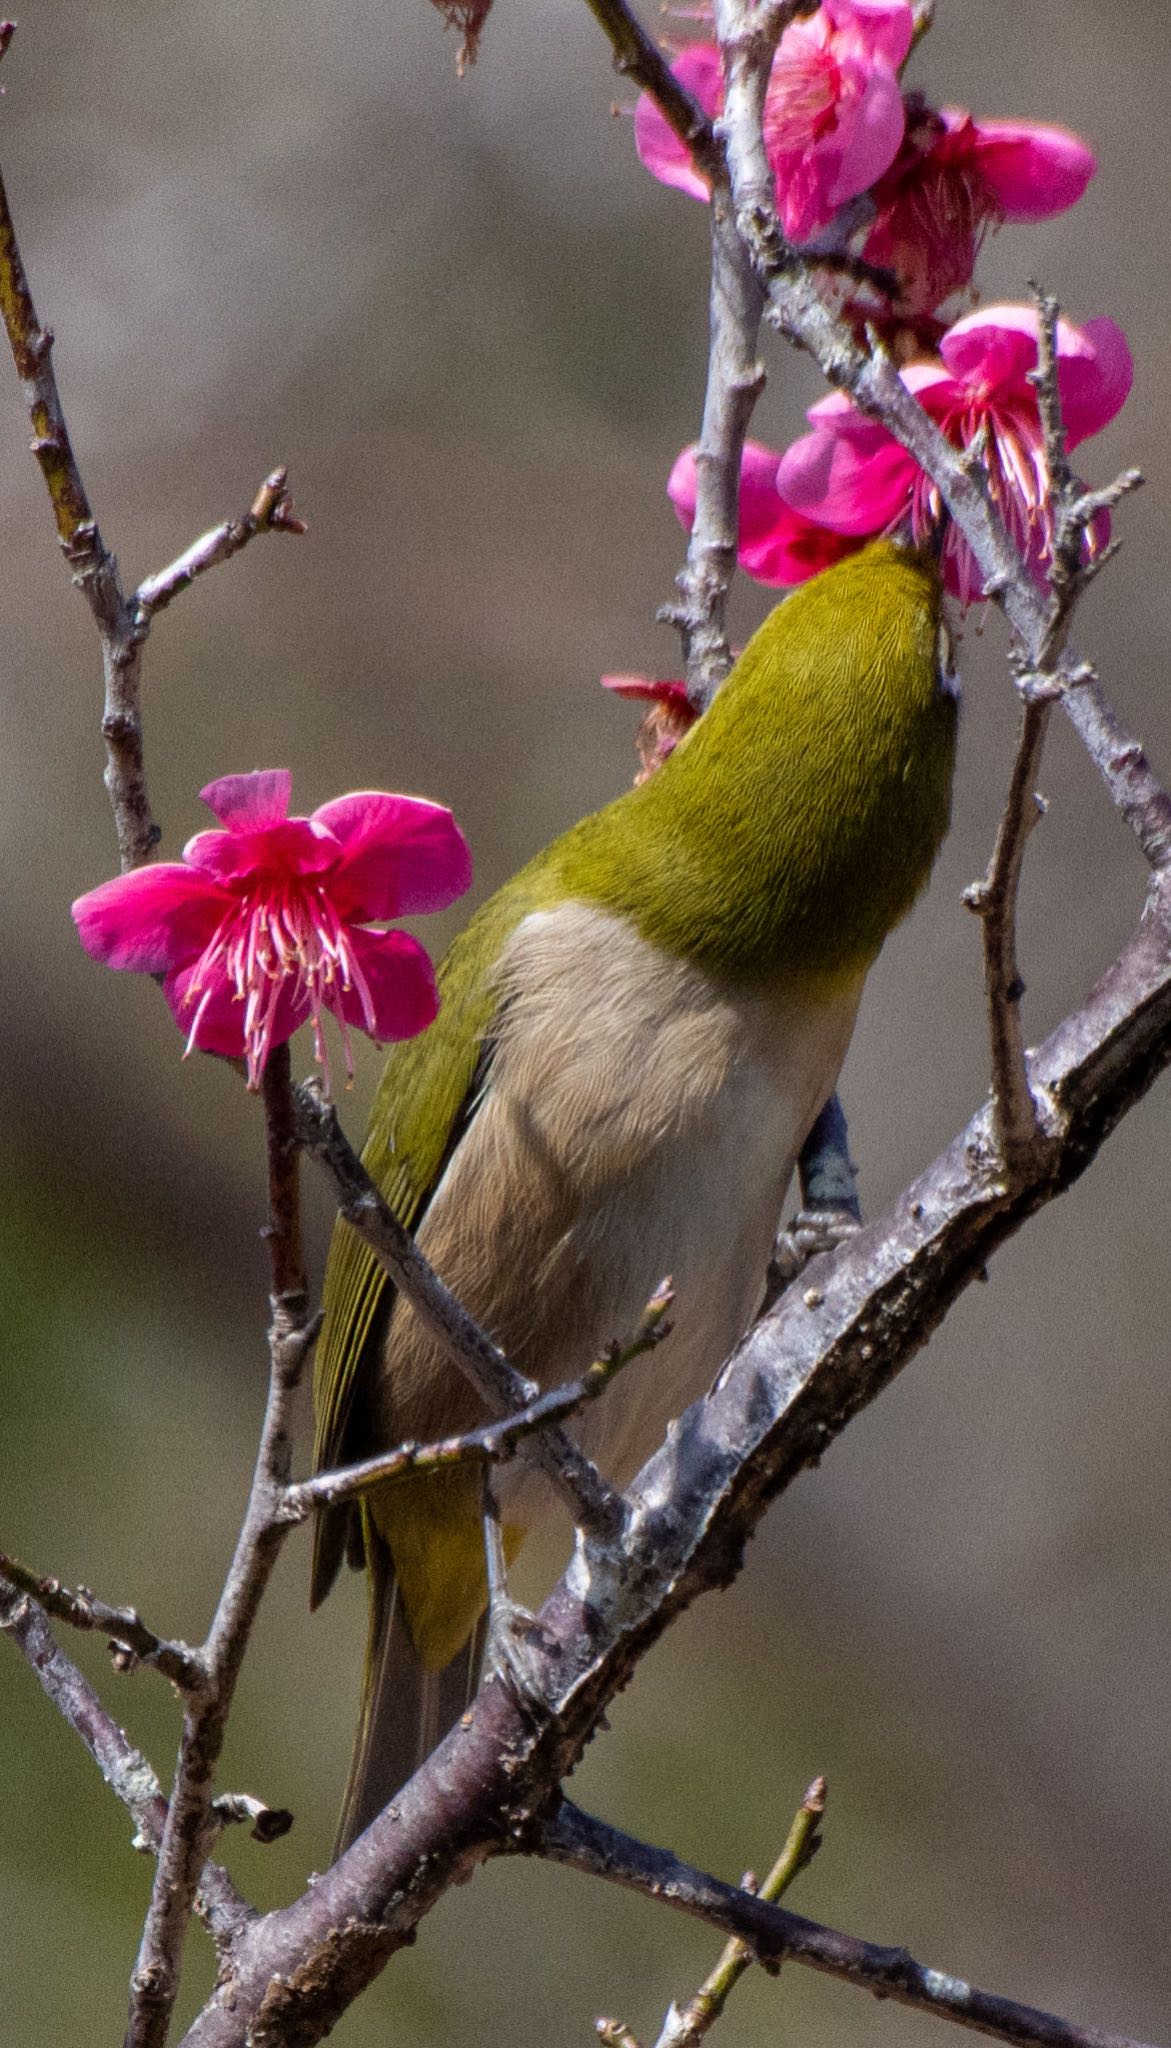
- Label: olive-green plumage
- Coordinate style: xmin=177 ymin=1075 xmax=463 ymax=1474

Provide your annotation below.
xmin=312 ymin=541 xmax=957 ymax=1847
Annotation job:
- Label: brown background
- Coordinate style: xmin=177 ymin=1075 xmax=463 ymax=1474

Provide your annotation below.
xmin=0 ymin=1 xmax=1168 ymax=2042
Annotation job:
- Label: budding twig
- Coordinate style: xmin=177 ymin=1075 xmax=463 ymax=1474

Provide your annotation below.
xmin=963 ymin=694 xmax=1053 ymax=1172
xmin=547 ymin=1801 xmax=1162 ymax=2048
xmin=650 ymin=1777 xmax=826 ymax=2047
xmin=285 ymin=1280 xmax=674 ymax=1520
xmin=0 ymin=1550 xmax=203 ymax=1690
xmin=132 ymin=467 xmax=306 ymax=623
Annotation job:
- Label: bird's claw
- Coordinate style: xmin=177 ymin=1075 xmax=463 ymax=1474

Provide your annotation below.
xmin=766 ymin=1203 xmax=862 ymax=1302
xmin=484 ymin=1594 xmax=548 ymax=1717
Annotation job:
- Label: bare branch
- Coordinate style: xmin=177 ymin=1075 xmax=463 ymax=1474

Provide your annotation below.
xmin=963 ymin=697 xmax=1052 ymax=1167
xmin=285 ymin=1279 xmax=673 ymax=1521
xmin=125 ymin=1045 xmax=317 ymax=2048
xmin=132 ymin=467 xmax=306 ymax=624
xmin=0 ymin=96 xmax=302 ymax=873
xmin=582 ymin=1 xmax=818 ymax=711
xmin=0 ymin=1550 xmax=203 ymax=1690
xmin=294 ymin=1079 xmax=627 ymax=1542
xmin=547 ymin=1802 xmax=1159 ymax=2048
xmin=0 ymin=153 xmax=156 ymax=868
xmin=0 ymin=1581 xmax=253 ymax=1954
xmin=578 ymin=0 xmax=724 ymax=183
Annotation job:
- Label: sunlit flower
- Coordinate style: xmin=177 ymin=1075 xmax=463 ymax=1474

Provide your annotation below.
xmin=773 ymin=304 xmax=1133 ymax=601
xmin=72 ymin=770 xmax=471 ymax=1089
xmin=635 ymin=0 xmax=913 ymax=241
xmin=864 ymin=97 xmax=1097 ymax=314
xmin=668 ymin=440 xmax=860 ymax=587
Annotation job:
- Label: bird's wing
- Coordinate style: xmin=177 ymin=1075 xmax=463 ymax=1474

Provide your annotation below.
xmin=309 ymin=880 xmax=531 ymax=1608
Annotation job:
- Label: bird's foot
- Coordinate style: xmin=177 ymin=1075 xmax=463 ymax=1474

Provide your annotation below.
xmin=765 ymin=1203 xmax=862 ymax=1304
xmin=483 ymin=1594 xmax=548 ymax=1717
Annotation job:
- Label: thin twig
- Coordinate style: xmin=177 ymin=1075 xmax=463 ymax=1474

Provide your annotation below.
xmin=294 ymin=1079 xmax=627 ymax=1542
xmin=651 ymin=1778 xmax=826 ymax=2047
xmin=124 ymin=1045 xmax=317 ymax=2048
xmin=133 ymin=467 xmax=306 ymax=623
xmin=579 ymin=0 xmax=723 ymax=183
xmin=963 ymin=697 xmax=1052 ymax=1168
xmin=598 ymin=2023 xmax=645 ymax=2048
xmin=284 ymin=1279 xmax=674 ymax=1520
xmin=546 ymin=1802 xmax=1161 ymax=2048
xmin=0 ymin=1550 xmax=203 ymax=1689
xmin=581 ymin=0 xmax=811 ymax=710
xmin=0 ymin=73 xmax=302 ymax=872
xmin=0 ymin=1581 xmax=253 ymax=1954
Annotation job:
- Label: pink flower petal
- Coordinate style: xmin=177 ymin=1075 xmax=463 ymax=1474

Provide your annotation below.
xmin=826 ymin=61 xmax=908 ymax=207
xmin=939 ymin=304 xmax=1040 ymax=387
xmin=744 ymin=511 xmax=859 ymax=584
xmin=940 ymin=305 xmax=1133 ymax=451
xmin=199 ymin=770 xmax=292 ymax=831
xmin=601 ymin=675 xmax=691 ymax=709
xmin=183 ymin=817 xmax=339 ymax=883
xmin=968 ymin=116 xmax=1096 ymax=221
xmin=331 ymin=928 xmax=440 ymax=1043
xmin=822 ymin=0 xmax=913 ymax=72
xmin=312 ymin=793 xmax=472 ymax=920
xmin=776 ymin=422 xmax=916 ymax=534
xmin=72 ymin=864 xmax=229 ymax=974
xmin=1058 ymin=316 xmax=1133 ymax=448
xmin=668 ymin=437 xmax=860 ymax=585
xmin=634 ymin=43 xmax=721 ymax=203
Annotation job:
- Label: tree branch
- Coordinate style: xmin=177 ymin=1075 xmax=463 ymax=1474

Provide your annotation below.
xmin=132 ymin=467 xmax=306 ymax=624
xmin=0 ymin=1580 xmax=253 ymax=1955
xmin=0 ymin=61 xmax=303 ymax=873
xmin=283 ymin=1279 xmax=673 ymax=1520
xmin=963 ymin=696 xmax=1052 ymax=1167
xmin=546 ymin=1801 xmax=1159 ymax=2048
xmin=0 ymin=1550 xmax=202 ymax=1690
xmin=645 ymin=1776 xmax=826 ymax=2048
xmin=124 ymin=1045 xmax=317 ymax=2048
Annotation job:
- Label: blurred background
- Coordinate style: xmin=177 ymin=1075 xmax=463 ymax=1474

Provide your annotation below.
xmin=0 ymin=0 xmax=1168 ymax=2041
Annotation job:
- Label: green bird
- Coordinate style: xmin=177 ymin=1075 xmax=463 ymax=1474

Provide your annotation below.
xmin=311 ymin=540 xmax=958 ymax=1848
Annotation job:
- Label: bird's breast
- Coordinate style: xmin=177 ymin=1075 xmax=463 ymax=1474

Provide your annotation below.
xmin=393 ymin=902 xmax=863 ymax=1503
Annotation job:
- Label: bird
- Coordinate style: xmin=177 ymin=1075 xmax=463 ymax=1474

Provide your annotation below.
xmin=310 ymin=539 xmax=958 ymax=1848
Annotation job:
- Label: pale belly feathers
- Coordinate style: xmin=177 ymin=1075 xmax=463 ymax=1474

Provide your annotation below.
xmin=374 ymin=901 xmax=863 ymax=1525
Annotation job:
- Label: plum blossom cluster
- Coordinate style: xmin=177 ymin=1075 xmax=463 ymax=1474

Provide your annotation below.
xmin=632 ymin=0 xmax=1131 ymax=606
xmin=73 ymin=770 xmax=471 ymax=1088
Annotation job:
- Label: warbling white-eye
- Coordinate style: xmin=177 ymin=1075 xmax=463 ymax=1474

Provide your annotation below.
xmin=311 ymin=540 xmax=958 ymax=1846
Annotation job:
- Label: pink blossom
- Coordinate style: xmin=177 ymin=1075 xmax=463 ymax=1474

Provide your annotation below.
xmin=635 ymin=0 xmax=913 ymax=241
xmin=864 ymin=98 xmax=1097 ymax=314
xmin=774 ymin=305 xmax=1133 ymax=601
xmin=72 ymin=769 xmax=472 ymax=1089
xmin=601 ymin=672 xmax=697 ymax=781
xmin=669 ymin=440 xmax=860 ymax=586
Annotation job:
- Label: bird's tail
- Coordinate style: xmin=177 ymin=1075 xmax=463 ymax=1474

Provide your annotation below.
xmin=334 ymin=1525 xmax=483 ymax=1856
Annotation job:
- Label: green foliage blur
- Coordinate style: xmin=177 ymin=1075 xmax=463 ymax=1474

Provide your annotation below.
xmin=1 ymin=1 xmax=1168 ymax=2041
